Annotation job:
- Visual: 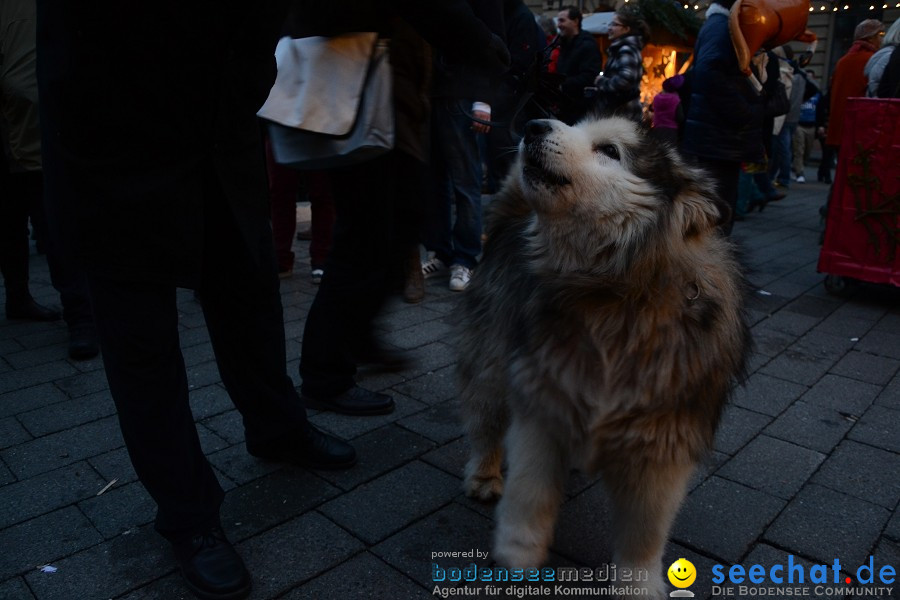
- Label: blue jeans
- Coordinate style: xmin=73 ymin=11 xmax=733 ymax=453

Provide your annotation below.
xmin=425 ymin=98 xmax=483 ymax=269
xmin=768 ymin=123 xmax=795 ymax=187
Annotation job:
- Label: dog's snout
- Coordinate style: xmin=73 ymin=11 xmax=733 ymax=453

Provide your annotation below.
xmin=524 ymin=120 xmax=554 ymax=142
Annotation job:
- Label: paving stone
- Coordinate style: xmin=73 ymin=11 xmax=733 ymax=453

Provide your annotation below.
xmin=185 ymin=360 xmax=223 ymax=391
xmin=877 ymin=373 xmax=900 ymax=409
xmin=188 ymin=384 xmax=233 ymax=420
xmin=0 ymin=506 xmax=104 ymax=579
xmin=116 ymin=573 xmax=192 ymax=600
xmin=205 ymin=443 xmax=282 ymax=486
xmin=401 ymin=341 xmax=458 ymax=378
xmin=721 ymin=545 xmax=855 ymax=600
xmin=754 ymin=312 xmax=820 ymax=337
xmin=78 ymin=480 xmax=155 ymax=538
xmin=285 ymin=552 xmax=426 ymax=599
xmin=396 ymin=398 xmax=464 ymax=445
xmin=847 ymin=405 xmax=900 ymax=453
xmin=383 ymin=320 xmax=455 ymax=351
xmin=0 ymin=416 xmax=123 ymax=479
xmin=759 ymin=350 xmax=838 ymax=387
xmin=799 ymin=374 xmax=882 ymax=415
xmin=314 ymin=424 xmax=436 ymax=491
xmin=0 ymin=337 xmax=24 ymax=355
xmin=23 ymin=524 xmax=171 ymax=600
xmin=672 ymin=477 xmax=786 ymax=563
xmin=200 ymin=409 xmax=244 ymax=445
xmin=855 ymin=330 xmax=900 ymax=360
xmin=373 ymin=502 xmax=494 ymax=588
xmin=354 ymin=367 xmax=407 ymax=393
xmin=0 ymin=577 xmax=35 ymax=600
xmin=11 ymin=326 xmax=67 ymax=351
xmin=0 ymin=361 xmax=78 ymax=396
xmin=393 ymin=365 xmax=458 ymax=406
xmin=713 ymin=405 xmax=773 ymax=455
xmin=310 ymin=393 xmax=426 ymax=441
xmin=237 ymin=512 xmax=364 ymax=599
xmin=829 ymin=350 xmax=900 ymax=386
xmin=830 ymin=301 xmax=889 ymax=322
xmin=53 ymin=369 xmax=109 ymax=398
xmin=812 ymin=313 xmax=876 ymax=339
xmin=764 ymin=484 xmax=889 ymax=567
xmin=763 ymin=400 xmax=854 ymax=454
xmin=0 ymin=384 xmax=69 ymax=419
xmin=320 ymin=461 xmax=460 ymax=545
xmin=811 ymin=440 xmax=900 ymax=509
xmin=885 ymin=509 xmax=900 ymax=542
xmin=0 ymin=461 xmax=14 ymax=486
xmin=0 ymin=417 xmax=31 ymax=450
xmin=0 ymin=462 xmax=105 ymax=529
xmin=17 ymin=392 xmax=115 ymax=438
xmin=87 ymin=447 xmax=138 ymax=485
xmin=551 ymin=480 xmax=615 ymax=566
xmin=4 ymin=343 xmax=69 ymax=370
xmin=748 ymin=326 xmax=799 ymax=358
xmin=730 ymin=373 xmax=808 ymax=417
xmin=220 ymin=468 xmax=340 ymax=542
xmin=716 ymin=436 xmax=824 ymax=499
xmin=782 ymin=295 xmax=841 ymax=319
xmin=195 ymin=422 xmax=230 ymax=454
xmin=180 ymin=341 xmax=215 ymax=368
xmin=421 ymin=437 xmax=468 ymax=481
xmin=177 ymin=325 xmax=211 ymax=348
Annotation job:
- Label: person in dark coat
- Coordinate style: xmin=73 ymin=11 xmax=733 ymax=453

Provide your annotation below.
xmin=555 ymin=5 xmax=604 ymax=124
xmin=680 ymin=0 xmax=765 ymax=235
xmin=36 ymin=2 xmax=357 ymax=599
xmin=592 ymin=10 xmax=649 ymax=120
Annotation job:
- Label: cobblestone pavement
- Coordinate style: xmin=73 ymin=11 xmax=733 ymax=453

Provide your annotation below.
xmin=1 ymin=171 xmax=899 ymax=600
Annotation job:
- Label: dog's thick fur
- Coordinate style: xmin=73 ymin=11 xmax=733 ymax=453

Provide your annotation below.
xmin=458 ymin=117 xmax=750 ymax=599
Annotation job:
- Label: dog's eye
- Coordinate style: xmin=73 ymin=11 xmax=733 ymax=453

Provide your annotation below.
xmin=594 ymin=144 xmax=620 ymax=160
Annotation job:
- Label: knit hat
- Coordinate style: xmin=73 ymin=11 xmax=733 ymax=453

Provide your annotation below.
xmin=854 ymin=19 xmax=884 ymax=41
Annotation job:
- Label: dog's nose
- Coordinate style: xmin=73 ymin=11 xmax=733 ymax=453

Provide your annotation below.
xmin=524 ymin=119 xmax=553 ymax=142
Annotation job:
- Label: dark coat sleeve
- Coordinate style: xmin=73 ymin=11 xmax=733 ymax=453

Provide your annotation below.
xmin=558 ymin=31 xmax=603 ymax=100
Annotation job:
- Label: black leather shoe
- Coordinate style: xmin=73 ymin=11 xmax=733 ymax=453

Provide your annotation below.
xmin=68 ymin=324 xmax=100 ymax=360
xmin=303 ymin=386 xmax=395 ymax=416
xmin=247 ymin=424 xmax=357 ymax=469
xmin=171 ymin=527 xmax=251 ymax=600
xmin=5 ymin=298 xmax=61 ymax=321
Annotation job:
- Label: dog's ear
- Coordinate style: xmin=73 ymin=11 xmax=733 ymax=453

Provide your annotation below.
xmin=674 ymin=181 xmax=722 ymax=238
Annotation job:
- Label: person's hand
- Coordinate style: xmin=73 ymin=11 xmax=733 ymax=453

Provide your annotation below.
xmin=472 ymin=110 xmax=491 ymax=134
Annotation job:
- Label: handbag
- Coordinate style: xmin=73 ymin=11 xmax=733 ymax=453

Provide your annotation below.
xmin=258 ymin=32 xmax=394 ymax=170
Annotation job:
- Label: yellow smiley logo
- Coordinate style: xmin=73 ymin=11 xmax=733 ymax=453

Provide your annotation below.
xmin=668 ymin=558 xmax=697 ymax=588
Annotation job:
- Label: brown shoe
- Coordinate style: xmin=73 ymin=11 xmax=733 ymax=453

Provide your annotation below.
xmin=403 ymin=249 xmax=425 ymax=304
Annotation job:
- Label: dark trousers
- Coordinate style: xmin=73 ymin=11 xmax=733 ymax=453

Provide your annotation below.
xmin=685 ymin=155 xmax=740 ymax=236
xmin=88 ymin=170 xmax=308 ymax=540
xmin=299 ymin=151 xmax=423 ymax=398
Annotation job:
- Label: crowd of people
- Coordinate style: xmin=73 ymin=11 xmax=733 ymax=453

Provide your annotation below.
xmin=2 ymin=1 xmax=898 ymax=599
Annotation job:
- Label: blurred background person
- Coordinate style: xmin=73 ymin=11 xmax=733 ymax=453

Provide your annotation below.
xmin=591 ymin=10 xmax=649 ymax=120
xmin=554 ymin=5 xmax=603 ymax=124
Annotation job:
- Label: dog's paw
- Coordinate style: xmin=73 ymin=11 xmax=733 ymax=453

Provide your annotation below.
xmin=463 ymin=475 xmax=504 ymax=502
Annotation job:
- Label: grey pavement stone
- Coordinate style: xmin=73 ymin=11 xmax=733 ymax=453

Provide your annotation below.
xmin=180 ymin=341 xmax=215 ymax=368
xmin=830 ymin=301 xmax=889 ymax=322
xmin=310 ymin=393 xmax=426 ymax=441
xmin=877 ymin=373 xmax=900 ymax=409
xmin=393 ymin=365 xmax=458 ymax=406
xmin=713 ymin=405 xmax=773 ymax=455
xmin=397 ymin=399 xmax=464 ymax=445
xmin=238 ymin=512 xmax=364 ymax=599
xmin=758 ymin=349 xmax=838 ymax=387
xmin=763 ymin=400 xmax=854 ymax=454
xmin=552 ymin=480 xmax=614 ymax=566
xmin=78 ymin=480 xmax=155 ymax=539
xmin=0 ymin=416 xmax=123 ymax=479
xmin=730 ymin=373 xmax=808 ymax=417
xmin=383 ymin=320 xmax=455 ymax=352
xmin=200 ymin=409 xmax=245 ymax=445
xmin=716 ymin=436 xmax=824 ymax=499
xmin=0 ymin=362 xmax=78 ymax=396
xmin=11 ymin=327 xmax=67 ymax=351
xmin=23 ymin=524 xmax=171 ymax=600
xmin=188 ymin=384 xmax=233 ymax=420
xmin=754 ymin=312 xmax=820 ymax=338
xmin=195 ymin=423 xmax=230 ymax=454
xmin=185 ymin=360 xmax=223 ymax=391
xmin=0 ymin=337 xmax=24 ymax=355
xmin=749 ymin=326 xmax=799 ymax=358
xmin=320 ymin=461 xmax=460 ymax=545
xmin=4 ymin=344 xmax=69 ymax=370
xmin=87 ymin=447 xmax=138 ymax=486
xmin=285 ymin=552 xmax=426 ymax=599
xmin=205 ymin=443 xmax=282 ymax=486
xmin=811 ymin=440 xmax=900 ymax=509
xmin=116 ymin=573 xmax=193 ymax=600
xmin=0 ymin=417 xmax=31 ymax=450
xmin=53 ymin=370 xmax=109 ymax=399
xmin=314 ymin=424 xmax=436 ymax=491
xmin=401 ymin=341 xmax=457 ymax=378
xmin=220 ymin=468 xmax=340 ymax=542
xmin=0 ymin=506 xmax=104 ymax=580
xmin=672 ymin=477 xmax=786 ymax=563
xmin=373 ymin=501 xmax=494 ymax=589
xmin=782 ymin=295 xmax=842 ymax=320
xmin=856 ymin=330 xmax=900 ymax=360
xmin=764 ymin=484 xmax=889 ymax=567
xmin=421 ymin=437 xmax=468 ymax=481
xmin=829 ymin=350 xmax=900 ymax=386
xmin=847 ymin=404 xmax=900 ymax=453
xmin=886 ymin=508 xmax=900 ymax=542
xmin=17 ymin=392 xmax=115 ymax=438
xmin=177 ymin=325 xmax=211 ymax=348
xmin=0 ymin=461 xmax=14 ymax=486
xmin=0 ymin=577 xmax=35 ymax=600
xmin=812 ymin=313 xmax=876 ymax=339
xmin=0 ymin=384 xmax=69 ymax=419
xmin=800 ymin=374 xmax=882 ymax=414
xmin=0 ymin=462 xmax=105 ymax=529
xmin=354 ymin=367 xmax=407 ymax=393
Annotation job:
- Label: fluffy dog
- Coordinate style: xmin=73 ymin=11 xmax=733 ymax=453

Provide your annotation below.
xmin=458 ymin=116 xmax=750 ymax=599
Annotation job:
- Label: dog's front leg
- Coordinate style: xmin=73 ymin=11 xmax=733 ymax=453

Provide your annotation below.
xmin=493 ymin=415 xmax=568 ymax=568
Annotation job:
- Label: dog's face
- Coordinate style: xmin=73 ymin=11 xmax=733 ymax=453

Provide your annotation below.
xmin=511 ymin=117 xmax=720 ymax=264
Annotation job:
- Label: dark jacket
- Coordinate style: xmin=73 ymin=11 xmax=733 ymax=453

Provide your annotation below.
xmin=680 ymin=8 xmax=765 ymax=164
xmin=556 ymin=29 xmax=603 ymax=122
xmin=594 ymin=33 xmax=644 ymax=114
xmin=37 ymin=1 xmax=291 ymax=286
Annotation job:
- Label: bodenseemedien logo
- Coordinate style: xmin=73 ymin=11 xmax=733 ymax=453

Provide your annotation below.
xmin=668 ymin=558 xmax=696 ymax=598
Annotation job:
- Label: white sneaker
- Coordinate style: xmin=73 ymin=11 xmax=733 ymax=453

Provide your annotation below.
xmin=449 ymin=264 xmax=472 ymax=292
xmin=796 ymin=174 xmax=806 ymax=183
xmin=421 ymin=257 xmax=448 ymax=279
